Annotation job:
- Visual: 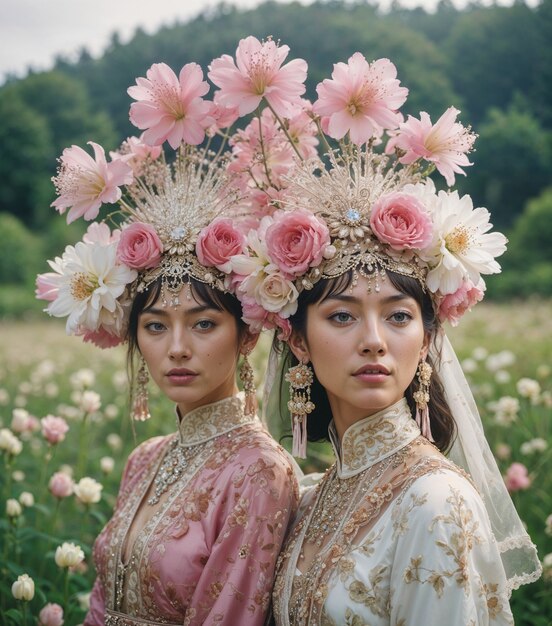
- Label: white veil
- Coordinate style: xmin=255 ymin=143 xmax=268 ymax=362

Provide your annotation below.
xmin=434 ymin=333 xmax=542 ymax=594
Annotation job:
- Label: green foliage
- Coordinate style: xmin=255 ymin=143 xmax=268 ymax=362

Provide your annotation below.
xmin=0 ymin=214 xmax=43 ymax=286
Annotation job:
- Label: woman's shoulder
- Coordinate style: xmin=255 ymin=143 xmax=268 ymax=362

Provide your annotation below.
xmin=125 ymin=434 xmax=171 ymax=469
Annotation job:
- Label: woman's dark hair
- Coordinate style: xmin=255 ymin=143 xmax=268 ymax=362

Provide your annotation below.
xmin=126 ymin=278 xmax=248 ymax=382
xmin=278 ymin=269 xmax=457 ymax=453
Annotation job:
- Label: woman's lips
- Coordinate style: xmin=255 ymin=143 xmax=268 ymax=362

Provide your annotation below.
xmin=166 ymin=369 xmax=198 ymax=384
xmin=352 ymin=364 xmax=390 ymax=383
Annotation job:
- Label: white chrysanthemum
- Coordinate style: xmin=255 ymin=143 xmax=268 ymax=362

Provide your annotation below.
xmin=418 ymin=190 xmax=507 ymax=295
xmin=46 ymin=240 xmax=136 ymax=335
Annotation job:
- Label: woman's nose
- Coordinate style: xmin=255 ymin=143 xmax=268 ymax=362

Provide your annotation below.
xmin=168 ymin=329 xmax=192 ymax=360
xmin=358 ymin=317 xmax=386 ymax=354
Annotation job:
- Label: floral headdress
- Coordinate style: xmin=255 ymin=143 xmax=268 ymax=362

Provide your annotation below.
xmin=209 ymin=45 xmax=507 ymax=337
xmin=36 ymin=62 xmax=257 ymax=348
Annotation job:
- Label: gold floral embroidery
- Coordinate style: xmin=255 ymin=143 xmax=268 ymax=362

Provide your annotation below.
xmin=347 ymin=564 xmax=390 ymax=617
xmin=391 ymin=492 xmax=428 ymax=539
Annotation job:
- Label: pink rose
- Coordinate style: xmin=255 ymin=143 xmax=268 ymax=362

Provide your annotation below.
xmin=241 ymin=297 xmax=291 ymax=340
xmin=49 ymin=472 xmax=74 ymax=499
xmin=370 ymin=192 xmax=432 ymax=250
xmin=196 ymin=218 xmax=247 ymax=273
xmin=504 ymin=462 xmax=531 ymax=492
xmin=117 ymin=222 xmax=163 ymax=270
xmin=41 ymin=415 xmax=69 ymax=445
xmin=265 ymin=209 xmax=330 ymax=277
xmin=39 ymin=603 xmax=64 ymax=626
xmin=438 ymin=279 xmax=485 ymax=326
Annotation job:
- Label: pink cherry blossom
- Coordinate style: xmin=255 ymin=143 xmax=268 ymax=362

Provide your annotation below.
xmin=196 ymin=218 xmax=247 ymax=273
xmin=41 ymin=415 xmax=69 ymax=445
xmin=286 ymin=101 xmax=319 ymax=159
xmin=370 ymin=192 xmax=433 ymax=250
xmin=438 ymin=279 xmax=485 ymax=326
xmin=82 ymin=222 xmax=121 ymax=246
xmin=39 ymin=603 xmax=64 ymax=626
xmin=313 ymin=54 xmax=408 ymax=144
xmin=504 ymin=462 xmax=531 ymax=492
xmin=51 ymin=142 xmax=133 ymax=224
xmin=208 ymin=36 xmax=308 ymax=117
xmin=265 ymin=209 xmax=330 ymax=277
xmin=386 ymin=107 xmax=476 ymax=186
xmin=117 ymin=222 xmax=163 ymax=270
xmin=128 ymin=62 xmax=214 ymax=148
xmin=49 ymin=472 xmax=74 ymax=499
xmin=110 ymin=135 xmax=162 ymax=176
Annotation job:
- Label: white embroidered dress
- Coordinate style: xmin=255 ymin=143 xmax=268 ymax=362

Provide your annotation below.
xmin=272 ymin=398 xmax=514 ymax=626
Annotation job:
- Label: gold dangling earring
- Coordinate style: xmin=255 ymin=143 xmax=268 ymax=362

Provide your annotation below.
xmin=239 ymin=351 xmax=257 ymax=417
xmin=285 ymin=361 xmax=315 ymax=459
xmin=132 ymin=357 xmax=151 ymax=421
xmin=413 ymin=360 xmax=433 ymax=442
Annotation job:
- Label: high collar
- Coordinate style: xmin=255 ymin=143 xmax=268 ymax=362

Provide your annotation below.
xmin=175 ymin=392 xmax=257 ymax=447
xmin=329 ymin=397 xmax=421 ymax=479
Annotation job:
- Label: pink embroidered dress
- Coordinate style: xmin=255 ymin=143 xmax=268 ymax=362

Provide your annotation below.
xmin=84 ymin=394 xmax=299 ymax=626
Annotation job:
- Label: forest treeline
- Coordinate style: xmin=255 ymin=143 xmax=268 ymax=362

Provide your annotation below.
xmin=1 ymin=0 xmax=551 ymax=311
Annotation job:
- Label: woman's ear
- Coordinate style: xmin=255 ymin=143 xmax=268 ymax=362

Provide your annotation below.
xmin=239 ymin=330 xmax=259 ymax=356
xmin=288 ymin=331 xmax=310 ymax=363
xmin=420 ymin=330 xmax=431 ymax=361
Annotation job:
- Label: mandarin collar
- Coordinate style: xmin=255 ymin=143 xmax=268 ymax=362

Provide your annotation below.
xmin=329 ymin=397 xmax=421 ymax=478
xmin=175 ymin=392 xmax=257 ymax=447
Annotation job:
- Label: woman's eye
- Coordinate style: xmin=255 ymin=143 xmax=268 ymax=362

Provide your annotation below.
xmin=194 ymin=319 xmax=215 ymax=331
xmin=330 ymin=311 xmax=353 ymax=324
xmin=144 ymin=321 xmax=165 ymax=332
xmin=390 ymin=311 xmax=413 ymax=324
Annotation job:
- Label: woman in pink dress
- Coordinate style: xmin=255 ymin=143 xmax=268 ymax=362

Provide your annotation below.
xmin=37 ymin=58 xmax=300 ymax=622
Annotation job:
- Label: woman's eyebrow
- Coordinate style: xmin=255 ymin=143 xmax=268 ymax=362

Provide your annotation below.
xmin=324 ymin=293 xmax=413 ymax=305
xmin=142 ymin=304 xmax=217 ymax=316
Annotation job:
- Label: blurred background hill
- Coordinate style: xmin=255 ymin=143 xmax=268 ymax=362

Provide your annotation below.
xmin=1 ymin=0 xmax=551 ymax=315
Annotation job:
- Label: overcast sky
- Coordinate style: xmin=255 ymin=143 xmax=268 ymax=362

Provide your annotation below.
xmin=1 ymin=0 xmax=536 ymax=83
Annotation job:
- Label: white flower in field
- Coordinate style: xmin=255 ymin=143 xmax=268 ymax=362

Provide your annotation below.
xmin=461 ymin=358 xmax=477 ymax=373
xmin=55 ymin=542 xmax=85 ymax=568
xmin=77 ymin=591 xmax=91 ymax=611
xmin=542 ymin=391 xmax=552 ymax=408
xmin=104 ymin=404 xmax=119 ymax=420
xmin=12 ymin=470 xmax=25 ymax=482
xmin=14 ymin=395 xmax=27 ymax=408
xmin=11 ymin=409 xmax=30 ymax=433
xmin=0 ymin=428 xmax=23 ymax=456
xmin=490 ymin=396 xmax=520 ymax=426
xmin=494 ymin=370 xmax=511 ymax=384
xmin=106 ymin=433 xmax=122 ymax=452
xmin=11 ymin=573 xmax=35 ymax=601
xmin=80 ymin=390 xmax=101 ymax=414
xmin=521 ymin=438 xmax=547 ymax=455
xmin=6 ymin=498 xmax=22 ymax=517
xmin=18 ymin=381 xmax=32 ymax=394
xmin=45 ymin=383 xmax=60 ymax=398
xmin=494 ymin=443 xmax=511 ymax=460
xmin=543 ymin=553 xmax=552 ymax=581
xmin=472 ymin=346 xmax=488 ymax=361
xmin=59 ymin=464 xmax=74 ymax=477
xmin=520 ymin=441 xmax=533 ymax=455
xmin=74 ymin=477 xmax=103 ymax=504
xmin=485 ymin=350 xmax=516 ymax=372
xmin=517 ymin=377 xmax=541 ymax=402
xmin=112 ymin=370 xmax=128 ymax=392
xmin=0 ymin=388 xmax=10 ymax=405
xmin=19 ymin=491 xmax=34 ymax=507
xmin=70 ymin=369 xmax=96 ymax=390
xmin=536 ymin=364 xmax=551 ymax=379
xmin=34 ymin=359 xmax=56 ymax=380
xmin=57 ymin=404 xmax=80 ymax=420
xmin=545 ymin=514 xmax=552 ymax=537
xmin=100 ymin=456 xmax=115 ymax=474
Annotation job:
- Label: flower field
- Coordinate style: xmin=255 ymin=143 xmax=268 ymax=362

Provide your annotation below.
xmin=1 ymin=300 xmax=551 ymax=625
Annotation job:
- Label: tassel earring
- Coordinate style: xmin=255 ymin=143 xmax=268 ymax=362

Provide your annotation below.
xmin=413 ymin=360 xmax=433 ymax=442
xmin=285 ymin=361 xmax=315 ymax=459
xmin=132 ymin=357 xmax=151 ymax=421
xmin=239 ymin=351 xmax=257 ymax=417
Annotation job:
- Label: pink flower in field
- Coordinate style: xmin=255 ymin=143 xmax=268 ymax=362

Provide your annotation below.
xmin=208 ymin=36 xmax=308 ymax=117
xmin=41 ymin=415 xmax=69 ymax=445
xmin=49 ymin=472 xmax=74 ymax=499
xmin=39 ymin=603 xmax=64 ymax=626
xmin=51 ymin=142 xmax=133 ymax=224
xmin=265 ymin=209 xmax=330 ymax=277
xmin=370 ymin=192 xmax=433 ymax=251
xmin=128 ymin=62 xmax=214 ymax=148
xmin=117 ymin=222 xmax=163 ymax=270
xmin=438 ymin=279 xmax=485 ymax=326
xmin=504 ymin=462 xmax=531 ymax=492
xmin=386 ymin=107 xmax=476 ymax=186
xmin=313 ymin=54 xmax=408 ymax=144
xmin=196 ymin=218 xmax=247 ymax=273
xmin=80 ymin=327 xmax=124 ymax=349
